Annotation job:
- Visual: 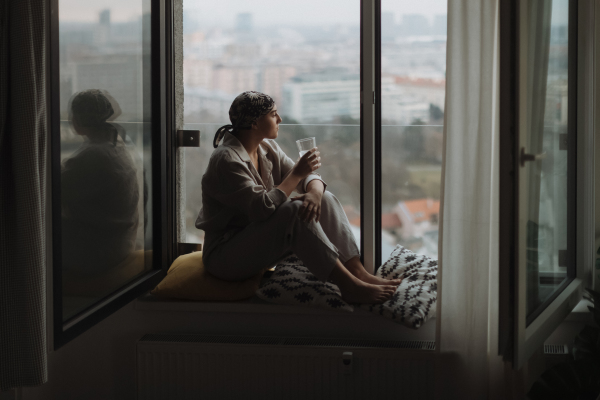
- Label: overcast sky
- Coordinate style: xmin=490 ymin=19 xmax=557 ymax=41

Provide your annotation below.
xmin=60 ymin=0 xmax=447 ymax=24
xmin=186 ymin=0 xmax=447 ymax=26
xmin=59 ymin=0 xmax=567 ymax=27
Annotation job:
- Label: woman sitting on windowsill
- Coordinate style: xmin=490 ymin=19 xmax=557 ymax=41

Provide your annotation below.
xmin=195 ymin=91 xmax=401 ymax=304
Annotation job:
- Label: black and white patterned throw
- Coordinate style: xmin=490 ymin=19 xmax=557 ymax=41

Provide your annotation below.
xmin=359 ymin=245 xmax=437 ymax=328
xmin=256 ymin=246 xmax=438 ymax=328
xmin=256 ymin=255 xmax=353 ymax=312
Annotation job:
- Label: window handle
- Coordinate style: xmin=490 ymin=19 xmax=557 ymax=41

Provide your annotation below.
xmin=177 ymin=243 xmax=202 ymax=256
xmin=177 ymin=130 xmax=201 ymax=147
xmin=520 ymin=147 xmax=546 ymax=167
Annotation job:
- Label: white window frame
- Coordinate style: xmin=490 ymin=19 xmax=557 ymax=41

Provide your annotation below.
xmin=508 ymin=0 xmax=596 ymax=369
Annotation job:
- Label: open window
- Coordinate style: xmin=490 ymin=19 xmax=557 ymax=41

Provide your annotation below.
xmin=180 ymin=0 xmax=447 ymax=272
xmin=180 ymin=0 xmax=362 ymax=260
xmin=499 ymin=0 xmax=596 ymax=369
xmin=50 ymin=0 xmax=172 ymax=348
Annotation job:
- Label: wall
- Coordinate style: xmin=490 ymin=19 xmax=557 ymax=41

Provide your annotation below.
xmin=0 ymin=390 xmax=17 ymax=400
xmin=21 ymin=300 xmax=433 ymax=400
xmin=22 ymin=2 xmax=440 ymax=399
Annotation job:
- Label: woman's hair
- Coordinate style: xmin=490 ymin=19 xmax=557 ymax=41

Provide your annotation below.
xmin=70 ymin=89 xmax=121 ymax=143
xmin=213 ymin=91 xmax=275 ymax=148
xmin=71 ymin=89 xmax=115 ymax=127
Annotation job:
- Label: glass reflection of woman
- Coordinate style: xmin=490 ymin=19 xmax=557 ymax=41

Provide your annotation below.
xmin=61 ymin=89 xmax=139 ymax=280
xmin=196 ymin=91 xmax=401 ymax=304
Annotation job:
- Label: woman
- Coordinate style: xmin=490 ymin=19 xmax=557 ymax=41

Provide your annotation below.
xmin=196 ymin=91 xmax=401 ymax=304
xmin=61 ymin=89 xmax=140 ymax=278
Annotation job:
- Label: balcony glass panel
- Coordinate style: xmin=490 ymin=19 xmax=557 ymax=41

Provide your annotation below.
xmin=183 ymin=0 xmax=360 ymax=245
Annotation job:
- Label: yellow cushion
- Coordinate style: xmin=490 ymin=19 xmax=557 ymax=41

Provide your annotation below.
xmin=151 ymin=251 xmax=264 ymax=301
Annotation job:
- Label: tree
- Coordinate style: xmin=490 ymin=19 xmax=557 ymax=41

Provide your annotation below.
xmin=403 ymin=118 xmax=426 ymax=160
xmin=429 ymin=103 xmax=444 ymax=122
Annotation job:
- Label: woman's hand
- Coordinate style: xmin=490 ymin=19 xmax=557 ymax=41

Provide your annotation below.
xmin=291 ymin=147 xmax=321 ymax=179
xmin=291 ymin=191 xmax=323 ymax=222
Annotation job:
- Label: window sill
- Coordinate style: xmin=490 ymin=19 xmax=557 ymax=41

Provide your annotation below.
xmin=565 ymin=299 xmax=595 ymax=324
xmin=135 ymin=293 xmax=432 ymax=319
xmin=134 ymin=293 xmax=437 ymax=342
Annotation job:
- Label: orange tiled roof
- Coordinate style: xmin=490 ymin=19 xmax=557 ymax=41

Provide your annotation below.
xmin=391 ymin=75 xmax=446 ymax=88
xmin=400 ymin=198 xmax=440 ymax=223
xmin=381 ymin=213 xmax=402 ymax=229
xmin=345 ymin=211 xmax=402 ymax=229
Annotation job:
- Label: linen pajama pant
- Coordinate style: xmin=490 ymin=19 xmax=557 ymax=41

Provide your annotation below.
xmin=204 ymin=191 xmax=360 ymax=282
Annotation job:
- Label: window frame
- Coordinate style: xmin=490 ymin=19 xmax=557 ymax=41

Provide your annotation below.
xmin=48 ymin=0 xmax=449 ymax=348
xmin=360 ymin=0 xmax=383 ymax=273
xmin=49 ymin=0 xmax=174 ymax=349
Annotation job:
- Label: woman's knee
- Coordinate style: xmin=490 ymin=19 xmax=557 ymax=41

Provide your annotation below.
xmin=321 ymin=190 xmax=341 ymax=210
xmin=322 ymin=190 xmax=336 ymax=202
xmin=276 ymin=199 xmax=302 ymax=220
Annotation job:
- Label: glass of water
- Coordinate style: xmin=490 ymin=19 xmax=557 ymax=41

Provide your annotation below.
xmin=296 ymin=137 xmax=316 ymax=157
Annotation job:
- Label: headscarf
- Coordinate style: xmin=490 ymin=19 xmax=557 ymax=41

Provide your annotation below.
xmin=69 ymin=89 xmax=125 ymax=144
xmin=213 ymin=91 xmax=275 ymax=148
xmin=71 ymin=89 xmax=115 ymax=127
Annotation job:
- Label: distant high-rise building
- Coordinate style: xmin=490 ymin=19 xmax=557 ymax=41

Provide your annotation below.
xmin=260 ymin=65 xmax=297 ymax=106
xmin=96 ymin=9 xmax=111 ymax=45
xmin=282 ymin=70 xmax=360 ymax=123
xmin=184 ymin=87 xmax=235 ymax=121
xmin=401 ymin=14 xmax=430 ymax=36
xmin=432 ymin=14 xmax=447 ymax=36
xmin=99 ymin=9 xmax=110 ymax=25
xmin=235 ymin=13 xmax=253 ymax=33
xmin=213 ymin=65 xmax=258 ymax=95
xmin=65 ymin=54 xmax=145 ymax=121
xmin=183 ymin=59 xmax=214 ymax=89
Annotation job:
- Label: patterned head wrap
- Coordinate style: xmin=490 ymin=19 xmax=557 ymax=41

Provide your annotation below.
xmin=71 ymin=89 xmax=115 ymax=127
xmin=213 ymin=91 xmax=275 ymax=148
xmin=70 ymin=89 xmax=125 ymax=144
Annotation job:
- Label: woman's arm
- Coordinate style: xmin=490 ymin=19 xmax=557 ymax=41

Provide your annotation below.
xmin=275 ymin=141 xmax=326 ymax=194
xmin=276 ymin=148 xmax=321 ymax=196
xmin=276 ymin=171 xmax=303 ymax=197
xmin=306 ymin=179 xmax=325 ymax=196
xmin=291 ymin=178 xmax=326 ymax=222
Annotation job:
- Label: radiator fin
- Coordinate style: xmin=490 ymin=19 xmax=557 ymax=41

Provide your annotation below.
xmin=140 ymin=334 xmax=435 ymax=350
xmin=544 ymin=344 xmax=569 ymax=355
xmin=140 ymin=333 xmax=280 ymax=346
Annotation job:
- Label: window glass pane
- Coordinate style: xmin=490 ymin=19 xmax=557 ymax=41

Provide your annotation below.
xmin=380 ymin=2 xmax=447 ymax=260
xmin=58 ymin=0 xmax=153 ymax=320
xmin=183 ymin=1 xmax=360 ymax=246
xmin=521 ymin=0 xmax=571 ymax=318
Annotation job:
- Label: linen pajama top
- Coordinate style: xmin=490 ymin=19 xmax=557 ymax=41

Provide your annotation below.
xmin=195 ymin=132 xmax=326 ymax=259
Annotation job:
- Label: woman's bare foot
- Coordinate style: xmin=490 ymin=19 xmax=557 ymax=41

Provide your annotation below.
xmin=328 ymin=258 xmax=397 ymax=304
xmin=356 ymin=272 xmax=403 ymax=287
xmin=338 ymin=281 xmax=397 ymax=304
xmin=344 ymin=257 xmax=403 ymax=286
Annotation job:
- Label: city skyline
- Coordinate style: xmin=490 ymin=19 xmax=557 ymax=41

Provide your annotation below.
xmin=58 ymin=3 xmax=448 ymax=258
xmin=59 ymin=2 xmax=449 ymax=27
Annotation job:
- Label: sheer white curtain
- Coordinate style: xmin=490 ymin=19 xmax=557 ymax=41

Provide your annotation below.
xmin=435 ymin=1 xmax=502 ymax=399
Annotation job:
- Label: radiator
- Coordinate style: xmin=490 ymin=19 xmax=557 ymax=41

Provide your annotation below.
xmin=137 ymin=334 xmax=436 ymax=400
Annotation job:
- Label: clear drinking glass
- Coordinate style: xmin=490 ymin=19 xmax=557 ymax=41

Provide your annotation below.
xmin=296 ymin=137 xmax=316 ymax=157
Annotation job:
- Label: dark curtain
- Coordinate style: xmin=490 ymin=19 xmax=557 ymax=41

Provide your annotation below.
xmin=0 ymin=0 xmax=48 ymax=390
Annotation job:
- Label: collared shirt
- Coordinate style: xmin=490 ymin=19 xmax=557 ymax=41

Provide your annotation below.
xmin=196 ymin=132 xmax=326 ymax=256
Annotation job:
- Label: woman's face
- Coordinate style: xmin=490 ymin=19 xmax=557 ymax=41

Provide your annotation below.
xmin=254 ymin=105 xmax=281 ymax=140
